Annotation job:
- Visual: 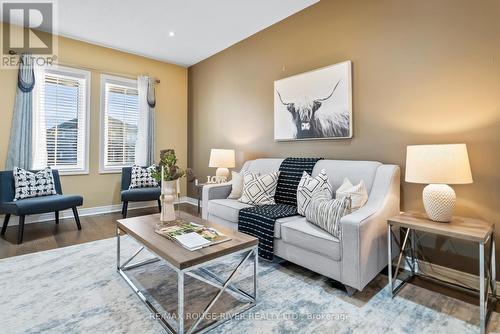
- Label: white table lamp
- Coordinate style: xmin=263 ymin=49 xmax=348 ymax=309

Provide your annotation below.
xmin=209 ymin=149 xmax=235 ymax=180
xmin=405 ymin=144 xmax=473 ymax=222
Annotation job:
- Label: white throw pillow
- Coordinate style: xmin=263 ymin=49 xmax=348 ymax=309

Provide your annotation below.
xmin=227 ymin=171 xmax=244 ymax=199
xmin=336 ymin=178 xmax=368 ymax=210
xmin=239 ymin=171 xmax=280 ymax=205
xmin=306 ymin=189 xmax=351 ymax=238
xmin=296 ymin=169 xmax=332 ymax=216
xmin=129 ymin=165 xmax=159 ymax=189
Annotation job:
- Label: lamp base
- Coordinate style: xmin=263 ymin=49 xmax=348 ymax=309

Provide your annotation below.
xmin=422 ymin=184 xmax=456 ymax=222
xmin=215 ymin=167 xmax=230 ymax=180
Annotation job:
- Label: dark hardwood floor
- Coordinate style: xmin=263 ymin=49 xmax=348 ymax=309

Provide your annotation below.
xmin=0 ymin=203 xmax=198 ymax=259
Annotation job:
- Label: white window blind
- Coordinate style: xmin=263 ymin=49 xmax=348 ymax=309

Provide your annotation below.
xmin=100 ymin=75 xmax=139 ymax=172
xmin=33 ymin=66 xmax=90 ymax=174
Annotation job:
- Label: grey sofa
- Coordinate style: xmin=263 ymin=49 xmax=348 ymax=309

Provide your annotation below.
xmin=202 ymin=158 xmax=400 ymax=292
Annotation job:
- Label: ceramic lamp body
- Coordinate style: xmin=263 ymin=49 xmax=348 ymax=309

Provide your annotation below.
xmin=422 ymin=184 xmax=456 ymax=222
xmin=215 ymin=167 xmax=229 ymax=179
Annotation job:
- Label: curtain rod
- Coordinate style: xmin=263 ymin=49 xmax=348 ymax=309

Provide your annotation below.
xmin=8 ymin=50 xmax=160 ymax=84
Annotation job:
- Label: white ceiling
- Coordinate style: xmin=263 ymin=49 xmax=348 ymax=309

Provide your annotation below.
xmin=48 ymin=0 xmax=319 ymax=67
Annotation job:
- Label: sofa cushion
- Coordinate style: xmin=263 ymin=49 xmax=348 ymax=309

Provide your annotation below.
xmin=280 ymin=218 xmax=341 ymax=261
xmin=0 ymin=194 xmax=83 ymax=215
xmin=207 ymin=199 xmax=253 ymax=224
xmin=121 ymin=187 xmax=161 ymax=202
xmin=208 ymin=199 xmax=299 ymax=238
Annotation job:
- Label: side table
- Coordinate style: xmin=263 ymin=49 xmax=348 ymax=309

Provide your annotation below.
xmin=387 ymin=212 xmax=496 ymax=334
xmin=195 ymin=183 xmax=207 ymax=215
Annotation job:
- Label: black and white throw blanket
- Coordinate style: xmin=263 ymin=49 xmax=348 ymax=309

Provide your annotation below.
xmin=238 ymin=157 xmax=322 ymax=260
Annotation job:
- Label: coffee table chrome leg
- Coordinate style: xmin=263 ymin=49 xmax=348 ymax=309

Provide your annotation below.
xmin=387 ymin=224 xmax=393 ymax=296
xmin=178 ymin=271 xmax=184 ymax=334
xmin=254 ymin=246 xmax=258 ymax=301
xmin=188 ymin=249 xmax=254 ymax=334
xmin=480 ymin=242 xmax=485 ymax=334
xmin=116 ymin=226 xmax=120 ymax=270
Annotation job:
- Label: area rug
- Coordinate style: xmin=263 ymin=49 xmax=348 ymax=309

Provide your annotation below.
xmin=0 ymin=236 xmax=498 ymax=333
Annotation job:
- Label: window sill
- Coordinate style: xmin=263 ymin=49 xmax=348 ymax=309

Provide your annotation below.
xmin=99 ymin=168 xmax=124 ymax=174
xmin=58 ymin=170 xmax=90 ymax=176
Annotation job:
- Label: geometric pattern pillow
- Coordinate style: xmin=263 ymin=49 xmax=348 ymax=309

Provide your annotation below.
xmin=238 ymin=171 xmax=280 ymax=206
xmin=305 ymin=189 xmax=352 ymax=238
xmin=129 ymin=165 xmax=159 ymax=189
xmin=297 ymin=169 xmax=332 ymax=216
xmin=13 ymin=167 xmax=57 ymax=201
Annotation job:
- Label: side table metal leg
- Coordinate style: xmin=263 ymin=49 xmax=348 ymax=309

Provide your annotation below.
xmin=480 ymin=242 xmax=485 ymax=334
xmin=116 ymin=226 xmax=120 ymax=270
xmin=254 ymin=246 xmax=258 ymax=301
xmin=388 ymin=224 xmax=393 ymax=296
xmin=178 ymin=271 xmax=184 ymax=334
xmin=492 ymin=233 xmax=497 ymax=300
xmin=411 ymin=229 xmax=416 ymax=276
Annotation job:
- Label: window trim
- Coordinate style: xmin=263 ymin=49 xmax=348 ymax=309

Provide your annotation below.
xmin=99 ymin=74 xmax=139 ymax=174
xmin=32 ymin=65 xmax=91 ymax=176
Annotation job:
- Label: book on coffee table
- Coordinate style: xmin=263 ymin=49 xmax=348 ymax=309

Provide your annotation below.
xmin=155 ymin=220 xmax=231 ymax=251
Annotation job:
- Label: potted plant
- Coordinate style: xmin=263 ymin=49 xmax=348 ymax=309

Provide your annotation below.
xmin=152 ymin=150 xmax=193 ymax=221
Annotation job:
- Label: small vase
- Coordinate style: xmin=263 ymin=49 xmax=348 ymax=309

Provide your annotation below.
xmin=160 ymin=180 xmax=177 ymax=222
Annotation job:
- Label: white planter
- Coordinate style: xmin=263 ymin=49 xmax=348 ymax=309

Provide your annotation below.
xmin=160 ymin=180 xmax=177 ymax=222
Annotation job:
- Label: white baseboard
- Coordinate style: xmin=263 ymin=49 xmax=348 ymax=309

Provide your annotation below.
xmin=0 ymin=196 xmax=198 ymax=227
xmin=401 ymin=256 xmax=500 ymax=292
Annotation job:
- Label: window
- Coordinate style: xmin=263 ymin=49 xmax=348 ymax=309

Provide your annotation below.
xmin=100 ymin=75 xmax=140 ymax=173
xmin=32 ymin=66 xmax=90 ymax=174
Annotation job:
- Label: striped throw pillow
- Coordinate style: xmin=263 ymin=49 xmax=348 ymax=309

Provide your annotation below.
xmin=305 ymin=189 xmax=351 ymax=238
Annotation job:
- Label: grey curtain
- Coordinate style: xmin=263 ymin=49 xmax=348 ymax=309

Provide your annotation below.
xmin=136 ymin=76 xmax=156 ymax=166
xmin=146 ymin=78 xmax=156 ymax=165
xmin=6 ymin=54 xmax=35 ymax=170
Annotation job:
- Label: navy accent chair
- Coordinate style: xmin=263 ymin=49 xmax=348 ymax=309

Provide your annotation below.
xmin=120 ymin=167 xmax=161 ymax=218
xmin=0 ymin=170 xmax=83 ymax=244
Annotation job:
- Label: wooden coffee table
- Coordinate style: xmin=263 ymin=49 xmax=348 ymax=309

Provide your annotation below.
xmin=116 ymin=212 xmax=258 ymax=334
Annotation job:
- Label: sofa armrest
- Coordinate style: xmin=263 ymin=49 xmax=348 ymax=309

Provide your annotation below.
xmin=340 ymin=164 xmax=400 ymax=290
xmin=202 ymin=182 xmax=233 ymax=219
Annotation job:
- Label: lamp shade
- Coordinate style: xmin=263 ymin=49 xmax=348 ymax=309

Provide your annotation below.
xmin=405 ymin=144 xmax=473 ymax=184
xmin=209 ymin=149 xmax=235 ymax=168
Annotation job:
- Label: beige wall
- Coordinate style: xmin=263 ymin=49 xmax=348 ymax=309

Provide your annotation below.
xmin=0 ymin=25 xmax=188 ymax=208
xmin=188 ymin=0 xmax=500 ymax=274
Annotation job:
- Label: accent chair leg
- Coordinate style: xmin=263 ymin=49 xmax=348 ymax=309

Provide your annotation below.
xmin=72 ymin=207 xmax=82 ymax=230
xmin=1 ymin=214 xmax=10 ymax=235
xmin=122 ymin=201 xmax=128 ymax=219
xmin=17 ymin=215 xmax=25 ymax=244
xmin=55 ymin=211 xmax=59 ymax=224
xmin=157 ymin=199 xmax=162 ymax=212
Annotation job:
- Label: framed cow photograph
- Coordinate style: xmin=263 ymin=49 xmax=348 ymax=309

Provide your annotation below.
xmin=274 ymin=60 xmax=352 ymax=141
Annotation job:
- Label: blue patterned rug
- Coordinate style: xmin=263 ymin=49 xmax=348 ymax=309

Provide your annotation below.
xmin=0 ymin=236 xmax=497 ymax=333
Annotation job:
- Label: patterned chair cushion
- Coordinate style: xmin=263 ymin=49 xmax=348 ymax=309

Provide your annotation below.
xmin=129 ymin=165 xmax=159 ymax=189
xmin=13 ymin=167 xmax=57 ymax=201
xmin=296 ymin=169 xmax=332 ymax=216
xmin=238 ymin=171 xmax=280 ymax=205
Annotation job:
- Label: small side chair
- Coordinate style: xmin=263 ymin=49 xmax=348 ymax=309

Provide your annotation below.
xmin=120 ymin=167 xmax=161 ymax=218
xmin=0 ymin=169 xmax=83 ymax=244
